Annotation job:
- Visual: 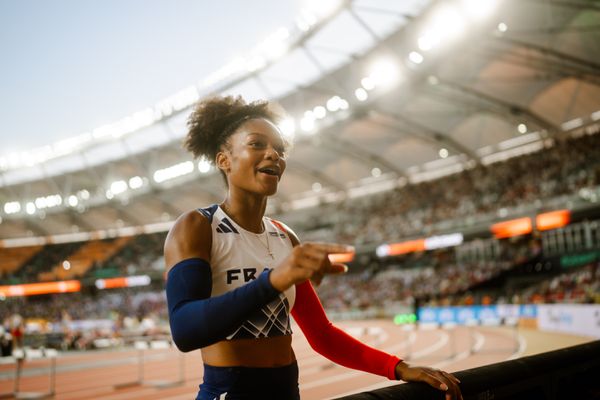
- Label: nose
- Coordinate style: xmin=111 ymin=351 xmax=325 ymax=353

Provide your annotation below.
xmin=265 ymin=145 xmax=281 ymax=161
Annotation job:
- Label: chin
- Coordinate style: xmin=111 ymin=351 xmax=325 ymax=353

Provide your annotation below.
xmin=264 ymin=187 xmax=278 ymax=197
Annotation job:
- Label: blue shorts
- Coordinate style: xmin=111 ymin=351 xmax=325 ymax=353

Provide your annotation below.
xmin=197 ymin=361 xmax=300 ymax=400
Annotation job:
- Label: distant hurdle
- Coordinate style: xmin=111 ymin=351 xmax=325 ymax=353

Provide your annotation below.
xmin=0 ymin=347 xmax=57 ymax=399
xmin=114 ymin=336 xmax=185 ymax=390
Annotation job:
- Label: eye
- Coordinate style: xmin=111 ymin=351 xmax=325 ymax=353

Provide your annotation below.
xmin=275 ymin=145 xmax=286 ymax=156
xmin=249 ymin=140 xmax=267 ymax=149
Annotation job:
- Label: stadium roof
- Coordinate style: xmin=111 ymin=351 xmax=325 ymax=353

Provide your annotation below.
xmin=1 ymin=0 xmax=599 ymax=245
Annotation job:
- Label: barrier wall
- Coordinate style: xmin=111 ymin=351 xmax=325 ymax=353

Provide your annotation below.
xmin=336 ymin=340 xmax=600 ymax=400
xmin=537 ymin=304 xmax=600 ymax=338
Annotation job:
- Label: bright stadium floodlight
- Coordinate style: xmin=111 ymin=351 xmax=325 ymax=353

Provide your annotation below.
xmin=68 ymin=195 xmax=78 ymax=207
xmin=518 ymin=123 xmax=527 ymax=134
xmin=78 ymin=189 xmax=90 ymax=200
xmin=361 ymin=76 xmax=375 ymax=91
xmin=429 ymin=5 xmax=465 ymax=41
xmin=326 ymin=96 xmax=343 ymax=112
xmin=26 ymin=202 xmax=36 ymax=215
xmin=34 ymin=197 xmax=47 ymax=209
xmin=355 ymin=88 xmax=368 ymax=101
xmin=313 ymin=106 xmax=327 ymax=119
xmin=408 ymin=51 xmax=424 ymax=65
xmin=368 ymin=58 xmax=400 ymax=88
xmin=279 ymin=118 xmax=296 ymax=140
xmin=110 ymin=180 xmax=128 ymax=195
xmin=35 ymin=194 xmax=62 ymax=209
xmin=198 ymin=159 xmax=211 ymax=174
xmin=4 ymin=201 xmax=21 ymax=214
xmin=300 ymin=115 xmax=316 ymax=133
xmin=460 ymin=0 xmax=499 ymax=20
xmin=153 ymin=161 xmax=195 ymax=183
xmin=128 ymin=176 xmax=144 ymax=189
xmin=417 ymin=32 xmax=439 ymax=51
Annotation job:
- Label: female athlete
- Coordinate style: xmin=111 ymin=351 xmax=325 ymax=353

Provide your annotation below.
xmin=164 ymin=96 xmax=462 ymax=400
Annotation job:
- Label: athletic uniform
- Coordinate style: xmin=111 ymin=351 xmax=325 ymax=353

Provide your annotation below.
xmin=166 ymin=205 xmax=401 ymax=400
xmin=202 ymin=204 xmax=295 ymax=341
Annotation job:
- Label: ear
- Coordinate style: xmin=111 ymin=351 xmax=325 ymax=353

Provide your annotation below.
xmin=215 ymin=151 xmax=230 ymax=174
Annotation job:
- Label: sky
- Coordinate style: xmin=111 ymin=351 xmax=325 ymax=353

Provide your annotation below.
xmin=0 ymin=0 xmax=303 ymax=154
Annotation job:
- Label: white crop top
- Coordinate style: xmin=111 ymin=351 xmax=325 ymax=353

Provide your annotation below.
xmin=197 ymin=205 xmax=296 ymax=340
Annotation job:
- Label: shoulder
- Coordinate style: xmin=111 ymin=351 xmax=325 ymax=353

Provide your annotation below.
xmin=268 ymin=218 xmax=300 ymax=247
xmin=164 ymin=208 xmax=214 ymax=270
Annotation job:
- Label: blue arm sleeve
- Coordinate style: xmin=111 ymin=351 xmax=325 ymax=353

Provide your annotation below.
xmin=166 ymin=258 xmax=280 ymax=352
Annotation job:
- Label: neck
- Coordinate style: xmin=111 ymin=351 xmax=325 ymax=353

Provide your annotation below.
xmin=220 ymin=190 xmax=267 ymax=233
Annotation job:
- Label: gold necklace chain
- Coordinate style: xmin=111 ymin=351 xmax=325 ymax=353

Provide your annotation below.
xmin=255 ymin=221 xmax=274 ymax=259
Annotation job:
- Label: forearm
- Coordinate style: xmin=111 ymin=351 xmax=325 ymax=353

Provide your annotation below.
xmin=166 ymin=259 xmax=280 ymax=351
xmin=291 ymin=280 xmax=400 ymax=380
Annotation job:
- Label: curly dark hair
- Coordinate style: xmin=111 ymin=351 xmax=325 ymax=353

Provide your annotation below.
xmin=184 ymin=95 xmax=288 ymax=164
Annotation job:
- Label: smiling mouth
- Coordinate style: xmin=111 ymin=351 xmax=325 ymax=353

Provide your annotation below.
xmin=257 ymin=167 xmax=280 ymax=177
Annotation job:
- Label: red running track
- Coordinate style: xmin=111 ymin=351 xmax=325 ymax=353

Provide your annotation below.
xmin=0 ymin=320 xmax=531 ymax=399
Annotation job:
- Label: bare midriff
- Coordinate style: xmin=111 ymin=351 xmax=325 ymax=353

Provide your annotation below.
xmin=201 ymin=335 xmax=295 ymax=367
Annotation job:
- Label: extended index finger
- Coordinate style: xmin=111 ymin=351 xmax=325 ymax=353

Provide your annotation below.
xmin=307 ymin=242 xmax=355 ymax=254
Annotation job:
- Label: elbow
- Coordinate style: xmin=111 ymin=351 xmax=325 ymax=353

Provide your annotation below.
xmin=169 ymin=316 xmax=204 ymax=352
xmin=171 ymin=329 xmax=202 ymax=353
xmin=174 ymin=341 xmax=196 ymax=353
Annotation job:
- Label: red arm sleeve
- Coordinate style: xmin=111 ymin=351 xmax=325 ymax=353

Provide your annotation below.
xmin=291 ymin=280 xmax=401 ymax=380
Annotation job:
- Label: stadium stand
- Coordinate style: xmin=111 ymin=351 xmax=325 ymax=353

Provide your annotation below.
xmin=298 ymin=131 xmax=600 ymax=245
xmin=5 ymin=242 xmax=83 ymax=284
xmin=88 ymin=232 xmax=165 ymax=278
xmin=38 ymin=237 xmax=132 ymax=281
xmin=0 ymin=246 xmax=43 ymax=283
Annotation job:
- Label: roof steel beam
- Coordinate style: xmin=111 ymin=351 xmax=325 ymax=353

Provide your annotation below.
xmin=371 ymin=107 xmax=481 ymax=163
xmin=435 ymin=79 xmax=560 ymax=132
xmin=286 ymin=159 xmax=346 ymax=192
xmin=320 ymin=137 xmax=408 ymax=178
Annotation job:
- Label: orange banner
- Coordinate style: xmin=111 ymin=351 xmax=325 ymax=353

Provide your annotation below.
xmin=386 ymin=239 xmax=426 ymax=256
xmin=536 ymin=210 xmax=570 ymax=231
xmin=96 ymin=277 xmax=128 ymax=289
xmin=490 ymin=217 xmax=533 ymax=239
xmin=0 ymin=280 xmax=81 ymax=297
xmin=95 ymin=275 xmax=152 ymax=289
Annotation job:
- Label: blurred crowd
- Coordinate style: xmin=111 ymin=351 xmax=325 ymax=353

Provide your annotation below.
xmin=1 ymin=131 xmax=600 ymax=353
xmin=519 ymin=262 xmax=600 ymax=304
xmin=299 ymin=132 xmax=600 ymax=245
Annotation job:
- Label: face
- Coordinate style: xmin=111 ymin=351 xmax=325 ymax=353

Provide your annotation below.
xmin=216 ymin=118 xmax=287 ymax=197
